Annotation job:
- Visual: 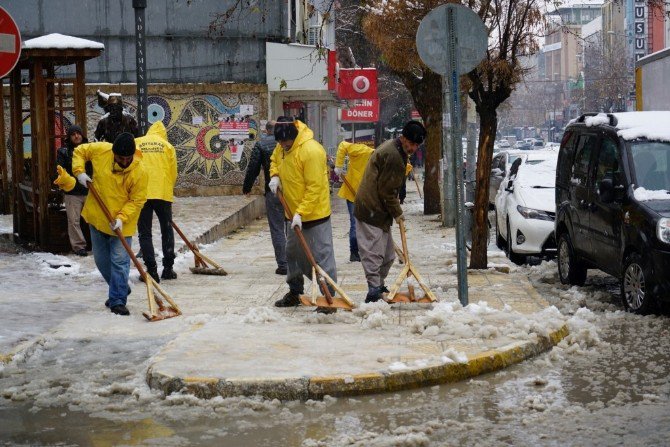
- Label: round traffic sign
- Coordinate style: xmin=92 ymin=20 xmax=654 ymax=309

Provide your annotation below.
xmin=0 ymin=6 xmax=21 ymax=78
xmin=416 ymin=4 xmax=487 ymax=76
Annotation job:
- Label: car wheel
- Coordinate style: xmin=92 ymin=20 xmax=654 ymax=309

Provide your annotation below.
xmin=557 ymin=232 xmax=587 ymax=286
xmin=506 ymin=219 xmax=526 ymax=265
xmin=621 ymin=253 xmax=655 ymax=314
xmin=495 ymin=212 xmax=504 ymax=250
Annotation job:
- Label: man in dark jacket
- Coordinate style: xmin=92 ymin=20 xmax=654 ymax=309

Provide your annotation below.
xmin=55 ymin=125 xmax=90 ymax=256
xmin=354 ymin=120 xmax=426 ymax=303
xmin=242 ymin=120 xmax=287 ymax=275
xmin=94 ymin=93 xmax=140 ymax=143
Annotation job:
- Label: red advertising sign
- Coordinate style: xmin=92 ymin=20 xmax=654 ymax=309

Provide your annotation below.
xmin=0 ymin=6 xmax=21 ymax=78
xmin=337 ymin=68 xmax=378 ymax=100
xmin=341 ymin=99 xmax=379 ymax=123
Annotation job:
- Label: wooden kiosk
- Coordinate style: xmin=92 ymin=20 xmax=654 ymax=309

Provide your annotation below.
xmin=3 ymin=34 xmax=103 ymax=252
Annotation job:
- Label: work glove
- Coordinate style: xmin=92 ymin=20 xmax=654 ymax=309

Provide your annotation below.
xmin=110 ymin=218 xmax=123 ymax=232
xmin=53 ymin=165 xmax=76 ymax=192
xmin=291 ymin=213 xmax=302 ymax=230
xmin=394 ymin=214 xmax=405 ymax=224
xmin=334 ymin=167 xmax=343 ymax=178
xmin=77 ymin=172 xmax=92 ymax=188
xmin=269 ymin=176 xmax=281 ymax=194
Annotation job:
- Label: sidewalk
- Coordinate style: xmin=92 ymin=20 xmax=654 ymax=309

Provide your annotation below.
xmin=0 ymin=187 xmax=568 ymax=400
xmin=145 ymin=187 xmax=568 ymax=401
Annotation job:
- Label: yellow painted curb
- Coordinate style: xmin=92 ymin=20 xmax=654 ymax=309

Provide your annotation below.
xmin=146 ymin=324 xmax=569 ymax=401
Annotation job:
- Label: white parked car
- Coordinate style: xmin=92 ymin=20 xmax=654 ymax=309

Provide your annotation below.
xmin=494 ymin=151 xmax=559 ymax=264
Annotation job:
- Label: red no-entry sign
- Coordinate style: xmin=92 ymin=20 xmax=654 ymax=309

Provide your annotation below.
xmin=0 ymin=6 xmax=21 ymax=79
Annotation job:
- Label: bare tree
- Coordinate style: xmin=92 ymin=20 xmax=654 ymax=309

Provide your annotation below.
xmin=583 ymin=34 xmax=631 ymax=112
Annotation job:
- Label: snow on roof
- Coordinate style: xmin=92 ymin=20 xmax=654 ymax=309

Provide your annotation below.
xmin=569 ymin=112 xmax=670 ymax=142
xmin=614 ymin=112 xmax=670 ymax=142
xmin=23 ymin=33 xmax=104 ymax=50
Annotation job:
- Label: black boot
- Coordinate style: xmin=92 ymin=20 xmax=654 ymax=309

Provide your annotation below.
xmin=349 ymin=252 xmax=361 ymax=262
xmin=161 ymin=267 xmax=177 ymax=280
xmin=365 ymin=286 xmax=384 ymax=303
xmin=141 ymin=266 xmax=160 ymax=283
xmin=110 ymin=305 xmax=130 ymax=316
xmin=274 ymin=291 xmax=301 ymax=307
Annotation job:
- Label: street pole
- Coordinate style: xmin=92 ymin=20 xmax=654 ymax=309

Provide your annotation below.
xmin=442 ymin=75 xmax=455 ymax=228
xmin=133 ymin=0 xmax=148 ymax=135
xmin=445 ymin=7 xmax=468 ymax=306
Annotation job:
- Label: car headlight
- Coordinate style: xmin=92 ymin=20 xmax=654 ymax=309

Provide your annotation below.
xmin=516 ymin=205 xmax=554 ymax=221
xmin=658 ymin=218 xmax=670 ymax=244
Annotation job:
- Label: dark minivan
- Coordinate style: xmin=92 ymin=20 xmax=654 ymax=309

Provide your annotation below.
xmin=555 ymin=112 xmax=670 ymax=313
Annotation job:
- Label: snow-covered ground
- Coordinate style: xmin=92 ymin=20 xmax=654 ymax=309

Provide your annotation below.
xmin=0 ymin=186 xmax=669 ymax=446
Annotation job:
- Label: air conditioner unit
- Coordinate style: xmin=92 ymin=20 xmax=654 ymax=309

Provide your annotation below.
xmin=307 ymin=26 xmax=320 ymax=46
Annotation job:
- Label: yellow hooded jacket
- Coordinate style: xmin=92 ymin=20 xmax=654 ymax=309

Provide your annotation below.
xmin=134 ymin=121 xmax=177 ymax=201
xmin=72 ymin=142 xmax=148 ymax=237
xmin=335 ymin=141 xmax=374 ymax=203
xmin=269 ymin=120 xmax=331 ymax=222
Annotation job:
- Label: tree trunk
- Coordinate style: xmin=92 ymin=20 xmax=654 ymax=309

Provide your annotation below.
xmin=469 ymin=106 xmax=497 ymax=269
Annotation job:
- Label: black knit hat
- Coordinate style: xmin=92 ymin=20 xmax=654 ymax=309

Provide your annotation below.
xmin=402 ymin=120 xmax=427 ymax=144
xmin=274 ymin=116 xmax=298 ymax=142
xmin=67 ymin=125 xmax=83 ymax=138
xmin=112 ymin=132 xmax=136 ymax=156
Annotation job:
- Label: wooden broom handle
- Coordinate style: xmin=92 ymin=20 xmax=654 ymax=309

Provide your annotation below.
xmin=276 ymin=189 xmax=333 ymax=305
xmin=88 ymin=183 xmax=148 ymax=278
xmin=399 ymin=218 xmax=409 ymax=265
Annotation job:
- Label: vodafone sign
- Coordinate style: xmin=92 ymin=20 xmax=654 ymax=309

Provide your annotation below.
xmin=341 ymin=99 xmax=379 ymax=123
xmin=337 ymin=68 xmax=378 ymax=100
xmin=0 ymin=6 xmax=21 ymax=78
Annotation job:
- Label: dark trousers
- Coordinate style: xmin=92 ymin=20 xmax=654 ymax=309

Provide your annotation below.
xmin=138 ymin=199 xmax=175 ymax=270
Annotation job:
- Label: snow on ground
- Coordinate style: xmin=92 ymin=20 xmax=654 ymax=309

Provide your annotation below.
xmin=0 ymin=215 xmax=11 ymax=234
xmin=1 ymin=188 xmax=669 ymax=446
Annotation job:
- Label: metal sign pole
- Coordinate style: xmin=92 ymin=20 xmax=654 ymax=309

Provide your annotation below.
xmin=446 ymin=8 xmax=469 ymax=307
xmin=133 ymin=0 xmax=148 ymax=135
xmin=442 ymin=75 xmax=455 ymax=228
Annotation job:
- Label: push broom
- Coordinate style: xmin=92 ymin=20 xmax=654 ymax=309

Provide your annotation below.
xmin=170 ymin=220 xmax=227 ymax=276
xmin=276 ymin=190 xmax=353 ymax=310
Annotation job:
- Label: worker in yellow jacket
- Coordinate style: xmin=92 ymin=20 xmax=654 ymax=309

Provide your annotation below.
xmin=268 ymin=117 xmax=337 ymax=311
xmin=56 ymin=132 xmax=148 ymax=316
xmin=334 ymin=141 xmax=373 ymax=262
xmin=135 ymin=121 xmax=178 ymax=283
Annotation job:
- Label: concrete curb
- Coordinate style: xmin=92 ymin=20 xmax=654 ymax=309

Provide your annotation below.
xmin=185 ymin=196 xmax=265 ymax=250
xmin=146 ymin=324 xmax=569 ymax=401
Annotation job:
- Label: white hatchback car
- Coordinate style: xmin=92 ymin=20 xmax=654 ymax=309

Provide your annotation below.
xmin=494 ymin=151 xmax=559 ymax=264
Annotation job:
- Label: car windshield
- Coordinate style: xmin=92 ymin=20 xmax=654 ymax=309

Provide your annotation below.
xmin=630 ymin=141 xmax=670 ymax=192
xmin=515 ymin=154 xmax=558 ymax=188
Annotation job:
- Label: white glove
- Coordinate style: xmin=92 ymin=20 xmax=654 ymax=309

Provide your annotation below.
xmin=291 ymin=213 xmax=302 ymax=230
xmin=395 ymin=214 xmax=405 ymax=224
xmin=269 ymin=176 xmax=281 ymax=194
xmin=77 ymin=173 xmax=92 ymax=187
xmin=334 ymin=167 xmax=343 ymax=178
xmin=110 ymin=218 xmax=123 ymax=232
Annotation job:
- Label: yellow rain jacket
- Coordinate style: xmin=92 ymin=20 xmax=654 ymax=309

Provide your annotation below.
xmin=134 ymin=121 xmax=177 ymax=202
xmin=335 ymin=141 xmax=374 ymax=202
xmin=72 ymin=142 xmax=148 ymax=237
xmin=269 ymin=120 xmax=331 ymax=222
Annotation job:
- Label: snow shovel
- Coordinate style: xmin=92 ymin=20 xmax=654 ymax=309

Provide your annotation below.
xmin=386 ymin=219 xmax=436 ymax=304
xmin=340 ymin=173 xmax=405 ymax=264
xmin=276 ymin=190 xmax=354 ymax=311
xmin=170 ymin=220 xmax=227 ymax=276
xmin=87 ymin=183 xmax=182 ymax=321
